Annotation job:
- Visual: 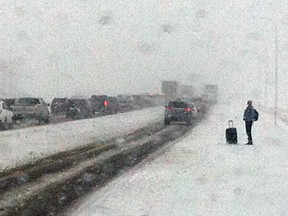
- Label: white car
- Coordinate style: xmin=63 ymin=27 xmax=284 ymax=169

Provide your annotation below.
xmin=0 ymin=100 xmax=14 ymax=129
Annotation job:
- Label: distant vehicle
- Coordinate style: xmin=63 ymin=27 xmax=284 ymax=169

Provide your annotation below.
xmin=107 ymin=96 xmax=119 ymax=115
xmin=164 ymin=100 xmax=194 ymax=125
xmin=51 ymin=98 xmax=70 ymax=115
xmin=11 ymin=97 xmax=50 ymax=123
xmin=178 ymin=97 xmax=198 ymax=118
xmin=117 ymin=94 xmax=135 ymax=113
xmin=91 ymin=95 xmax=108 ymax=116
xmin=132 ymin=94 xmax=148 ymax=109
xmin=66 ymin=99 xmax=93 ymax=119
xmin=0 ymin=100 xmax=14 ymax=130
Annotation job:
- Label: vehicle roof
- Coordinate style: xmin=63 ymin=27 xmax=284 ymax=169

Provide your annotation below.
xmin=168 ymin=100 xmax=189 ymax=103
xmin=52 ymin=97 xmax=68 ymax=100
xmin=167 ymin=100 xmax=195 ymax=108
xmin=15 ymin=97 xmax=43 ymax=103
xmin=17 ymin=97 xmax=43 ymax=99
xmin=168 ymin=101 xmax=189 ymax=105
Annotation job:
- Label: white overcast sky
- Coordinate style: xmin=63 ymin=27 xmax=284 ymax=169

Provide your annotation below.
xmin=1 ymin=0 xmax=288 ymax=106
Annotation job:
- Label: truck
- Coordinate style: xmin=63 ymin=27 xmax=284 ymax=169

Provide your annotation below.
xmin=0 ymin=100 xmax=14 ymax=129
xmin=203 ymin=84 xmax=218 ymax=104
xmin=161 ymin=81 xmax=179 ymax=103
xmin=11 ymin=97 xmax=50 ymax=123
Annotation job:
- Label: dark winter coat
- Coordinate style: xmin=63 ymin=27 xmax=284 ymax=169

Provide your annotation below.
xmin=243 ymin=105 xmax=256 ymax=122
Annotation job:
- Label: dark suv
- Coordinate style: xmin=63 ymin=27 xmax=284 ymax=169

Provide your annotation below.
xmin=91 ymin=95 xmax=119 ymax=116
xmin=51 ymin=98 xmax=70 ymax=115
xmin=66 ymin=99 xmax=93 ymax=119
xmin=164 ymin=100 xmax=194 ymax=125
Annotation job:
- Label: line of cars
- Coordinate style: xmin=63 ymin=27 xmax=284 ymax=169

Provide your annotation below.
xmin=50 ymin=96 xmax=119 ymax=118
xmin=51 ymin=94 xmax=164 ymax=119
xmin=0 ymin=93 xmax=164 ymax=130
xmin=0 ymin=94 xmax=207 ymax=130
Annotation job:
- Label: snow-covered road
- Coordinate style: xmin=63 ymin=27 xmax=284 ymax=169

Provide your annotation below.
xmin=0 ymin=107 xmax=163 ymax=171
xmin=65 ymin=103 xmax=288 ymax=216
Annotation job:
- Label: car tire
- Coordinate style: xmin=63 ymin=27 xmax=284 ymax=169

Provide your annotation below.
xmin=7 ymin=123 xmax=13 ymax=129
xmin=43 ymin=117 xmax=50 ymax=124
xmin=164 ymin=118 xmax=170 ymax=125
xmin=2 ymin=117 xmax=11 ymax=130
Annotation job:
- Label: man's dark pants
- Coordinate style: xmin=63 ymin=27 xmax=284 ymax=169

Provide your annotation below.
xmin=245 ymin=121 xmax=253 ymax=143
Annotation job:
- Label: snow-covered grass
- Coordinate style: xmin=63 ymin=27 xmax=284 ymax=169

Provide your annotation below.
xmin=65 ymin=103 xmax=288 ymax=216
xmin=0 ymin=107 xmax=164 ymax=171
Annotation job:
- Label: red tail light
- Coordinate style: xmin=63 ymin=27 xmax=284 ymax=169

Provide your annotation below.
xmin=166 ymin=106 xmax=173 ymax=111
xmin=104 ymin=100 xmax=109 ymax=107
xmin=184 ymin=107 xmax=192 ymax=112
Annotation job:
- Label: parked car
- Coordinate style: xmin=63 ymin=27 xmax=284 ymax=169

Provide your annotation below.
xmin=51 ymin=97 xmax=70 ymax=115
xmin=164 ymin=100 xmax=195 ymax=125
xmin=66 ymin=99 xmax=93 ymax=119
xmin=11 ymin=97 xmax=50 ymax=123
xmin=0 ymin=100 xmax=14 ymax=130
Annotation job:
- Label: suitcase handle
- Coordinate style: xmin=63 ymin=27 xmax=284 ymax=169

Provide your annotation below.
xmin=228 ymin=120 xmax=234 ymax=128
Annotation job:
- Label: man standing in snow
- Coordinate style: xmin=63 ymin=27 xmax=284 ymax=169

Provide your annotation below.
xmin=243 ymin=100 xmax=258 ymax=145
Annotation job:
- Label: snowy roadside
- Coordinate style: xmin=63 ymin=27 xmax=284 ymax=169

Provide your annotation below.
xmin=0 ymin=107 xmax=164 ymax=171
xmin=65 ymin=104 xmax=288 ymax=216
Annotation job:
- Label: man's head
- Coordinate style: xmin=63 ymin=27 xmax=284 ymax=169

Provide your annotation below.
xmin=247 ymin=100 xmax=252 ymax=106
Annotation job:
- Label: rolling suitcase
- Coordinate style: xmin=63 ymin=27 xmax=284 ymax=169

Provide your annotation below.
xmin=226 ymin=120 xmax=238 ymax=144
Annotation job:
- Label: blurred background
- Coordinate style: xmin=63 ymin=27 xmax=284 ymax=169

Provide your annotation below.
xmin=0 ymin=0 xmax=288 ymax=110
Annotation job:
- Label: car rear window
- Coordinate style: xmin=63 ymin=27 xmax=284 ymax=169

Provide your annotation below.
xmin=52 ymin=98 xmax=66 ymax=103
xmin=168 ymin=101 xmax=188 ymax=108
xmin=17 ymin=98 xmax=40 ymax=105
xmin=180 ymin=98 xmax=194 ymax=104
